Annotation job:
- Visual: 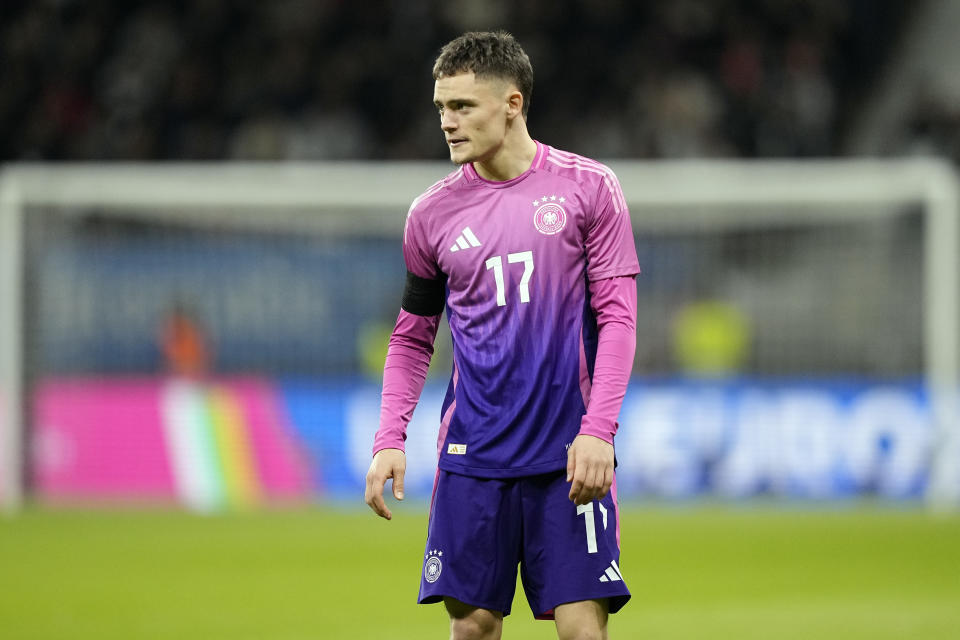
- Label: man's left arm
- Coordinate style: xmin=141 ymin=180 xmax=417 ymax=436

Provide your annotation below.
xmin=567 ymin=275 xmax=637 ymax=505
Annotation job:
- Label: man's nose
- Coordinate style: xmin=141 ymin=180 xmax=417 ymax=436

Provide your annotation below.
xmin=441 ymin=113 xmax=457 ymax=131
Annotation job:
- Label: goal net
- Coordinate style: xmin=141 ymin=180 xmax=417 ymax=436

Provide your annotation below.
xmin=1 ymin=160 xmax=958 ymax=511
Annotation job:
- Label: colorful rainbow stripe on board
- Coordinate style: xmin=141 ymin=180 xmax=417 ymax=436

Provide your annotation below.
xmin=161 ymin=381 xmax=263 ymax=511
xmin=34 ymin=377 xmax=310 ymax=510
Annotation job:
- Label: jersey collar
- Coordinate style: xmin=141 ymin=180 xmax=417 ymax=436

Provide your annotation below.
xmin=464 ymin=140 xmax=547 ymax=188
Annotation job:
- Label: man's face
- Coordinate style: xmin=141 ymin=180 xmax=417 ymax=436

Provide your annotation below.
xmin=433 ymin=72 xmax=512 ymax=165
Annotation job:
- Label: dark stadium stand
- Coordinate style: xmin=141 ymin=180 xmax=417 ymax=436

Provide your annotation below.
xmin=0 ymin=0 xmax=914 ymax=161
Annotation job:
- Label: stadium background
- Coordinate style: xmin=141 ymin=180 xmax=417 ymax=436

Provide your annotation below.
xmin=2 ymin=1 xmax=960 ymax=638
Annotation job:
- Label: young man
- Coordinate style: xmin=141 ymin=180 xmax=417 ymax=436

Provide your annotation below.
xmin=365 ymin=31 xmax=639 ymax=640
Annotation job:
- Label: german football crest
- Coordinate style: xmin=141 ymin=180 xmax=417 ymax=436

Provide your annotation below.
xmin=424 ymin=549 xmax=443 ymax=583
xmin=532 ymin=195 xmax=567 ymax=235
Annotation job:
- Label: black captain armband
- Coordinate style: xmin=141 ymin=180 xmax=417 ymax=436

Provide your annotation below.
xmin=401 ymin=271 xmax=447 ymax=316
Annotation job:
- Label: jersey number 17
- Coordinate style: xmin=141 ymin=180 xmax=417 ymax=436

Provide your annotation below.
xmin=485 ymin=250 xmax=534 ymax=307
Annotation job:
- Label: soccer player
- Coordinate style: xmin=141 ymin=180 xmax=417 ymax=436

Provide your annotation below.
xmin=365 ymin=31 xmax=639 ymax=640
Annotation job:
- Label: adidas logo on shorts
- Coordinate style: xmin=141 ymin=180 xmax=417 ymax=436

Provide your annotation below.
xmin=598 ymin=560 xmax=624 ymax=583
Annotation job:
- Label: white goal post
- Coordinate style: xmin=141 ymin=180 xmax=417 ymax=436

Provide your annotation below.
xmin=1 ymin=158 xmax=958 ymax=512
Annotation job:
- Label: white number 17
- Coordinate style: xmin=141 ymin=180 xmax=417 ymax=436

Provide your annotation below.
xmin=577 ymin=502 xmax=608 ymax=554
xmin=485 ymin=250 xmax=534 ymax=307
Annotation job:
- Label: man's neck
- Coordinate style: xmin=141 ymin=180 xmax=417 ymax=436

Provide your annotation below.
xmin=473 ymin=134 xmax=538 ymax=182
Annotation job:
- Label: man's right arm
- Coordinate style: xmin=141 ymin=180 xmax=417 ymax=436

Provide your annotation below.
xmin=372 ymin=308 xmax=441 ymax=455
xmin=365 ymin=273 xmax=444 ymax=519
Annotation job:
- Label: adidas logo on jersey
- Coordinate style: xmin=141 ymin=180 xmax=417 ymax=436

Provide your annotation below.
xmin=598 ymin=560 xmax=624 ymax=583
xmin=449 ymin=227 xmax=481 ymax=252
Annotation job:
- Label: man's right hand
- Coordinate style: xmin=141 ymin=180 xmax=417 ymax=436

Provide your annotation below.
xmin=364 ymin=448 xmax=406 ymax=520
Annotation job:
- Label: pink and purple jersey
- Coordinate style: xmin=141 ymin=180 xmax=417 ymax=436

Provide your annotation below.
xmin=401 ymin=142 xmax=639 ymax=477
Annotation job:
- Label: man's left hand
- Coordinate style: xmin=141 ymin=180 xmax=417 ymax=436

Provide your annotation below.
xmin=566 ymin=434 xmax=614 ymax=505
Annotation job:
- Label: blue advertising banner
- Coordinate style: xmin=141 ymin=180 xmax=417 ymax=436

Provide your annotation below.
xmin=284 ymin=378 xmax=932 ymax=502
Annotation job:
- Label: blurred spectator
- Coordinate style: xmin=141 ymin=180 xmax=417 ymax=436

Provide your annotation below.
xmin=904 ymin=91 xmax=960 ymax=163
xmin=672 ymin=300 xmax=751 ymax=377
xmin=160 ymin=301 xmax=213 ymax=378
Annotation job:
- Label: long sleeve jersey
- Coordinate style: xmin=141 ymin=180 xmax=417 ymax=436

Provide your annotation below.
xmin=374 ymin=141 xmax=640 ymax=478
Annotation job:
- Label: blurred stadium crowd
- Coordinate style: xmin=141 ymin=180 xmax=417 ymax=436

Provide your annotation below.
xmin=2 ymin=0 xmax=914 ymax=162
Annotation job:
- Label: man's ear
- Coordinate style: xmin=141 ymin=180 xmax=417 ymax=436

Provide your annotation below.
xmin=506 ymin=89 xmax=524 ymax=121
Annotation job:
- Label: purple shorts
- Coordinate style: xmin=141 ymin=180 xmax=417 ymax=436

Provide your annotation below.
xmin=418 ymin=469 xmax=630 ymax=618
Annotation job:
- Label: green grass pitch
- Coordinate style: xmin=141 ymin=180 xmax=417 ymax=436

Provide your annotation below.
xmin=1 ymin=504 xmax=958 ymax=639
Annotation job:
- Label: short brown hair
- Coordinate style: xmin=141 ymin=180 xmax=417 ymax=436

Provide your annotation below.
xmin=432 ymin=31 xmax=534 ymax=118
